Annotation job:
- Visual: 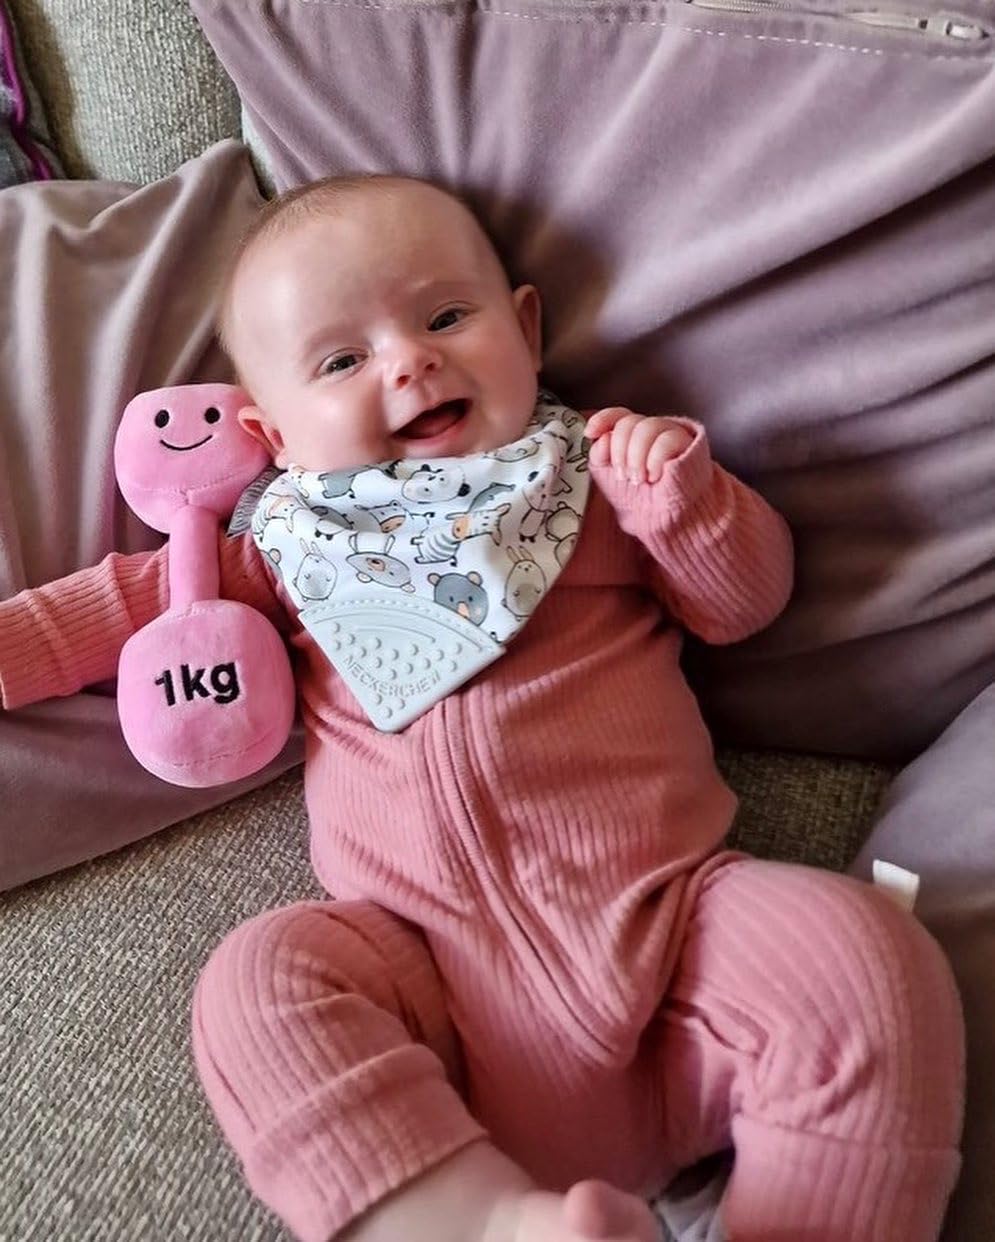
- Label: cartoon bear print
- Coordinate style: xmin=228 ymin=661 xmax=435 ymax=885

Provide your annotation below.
xmin=345 ymin=532 xmax=416 ymax=592
xmin=428 ymin=571 xmax=489 ymax=626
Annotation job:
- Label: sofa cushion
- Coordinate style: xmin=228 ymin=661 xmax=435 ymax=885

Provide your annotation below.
xmin=5 ymin=0 xmax=240 ymax=182
xmin=0 ymin=772 xmax=319 ymax=1241
xmin=719 ymin=748 xmax=891 ymax=872
xmin=192 ymin=0 xmax=995 ymax=762
xmin=0 ymin=139 xmax=303 ymax=891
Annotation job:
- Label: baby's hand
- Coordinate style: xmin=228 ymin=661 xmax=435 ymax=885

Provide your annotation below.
xmin=586 ymin=408 xmax=694 ymax=484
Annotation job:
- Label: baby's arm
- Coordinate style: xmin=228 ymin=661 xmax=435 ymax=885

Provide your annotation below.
xmin=0 ymin=533 xmax=286 ymax=710
xmin=586 ymin=407 xmax=793 ymax=645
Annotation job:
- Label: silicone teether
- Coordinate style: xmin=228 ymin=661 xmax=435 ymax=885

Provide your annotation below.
xmin=113 ymin=383 xmax=295 ymax=787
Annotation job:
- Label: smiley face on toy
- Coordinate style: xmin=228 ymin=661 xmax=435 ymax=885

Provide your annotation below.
xmin=114 ymin=383 xmax=269 ymax=532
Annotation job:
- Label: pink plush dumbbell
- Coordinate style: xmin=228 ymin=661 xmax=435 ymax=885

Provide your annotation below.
xmin=113 ymin=383 xmax=295 ymax=787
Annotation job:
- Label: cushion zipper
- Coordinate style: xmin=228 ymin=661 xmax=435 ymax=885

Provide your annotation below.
xmin=684 ymin=0 xmax=990 ymax=41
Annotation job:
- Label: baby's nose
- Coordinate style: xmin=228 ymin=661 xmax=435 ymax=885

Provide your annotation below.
xmin=387 ymin=338 xmax=442 ymax=387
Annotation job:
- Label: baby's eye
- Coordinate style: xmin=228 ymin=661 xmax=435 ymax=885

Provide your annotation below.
xmin=429 ymin=308 xmax=465 ymax=332
xmin=320 ymin=352 xmax=362 ymax=376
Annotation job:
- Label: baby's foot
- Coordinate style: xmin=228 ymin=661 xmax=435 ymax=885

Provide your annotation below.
xmin=341 ymin=1141 xmax=661 ymax=1242
xmin=511 ymin=1180 xmax=661 ymax=1242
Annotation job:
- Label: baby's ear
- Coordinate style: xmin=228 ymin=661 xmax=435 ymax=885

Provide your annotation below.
xmin=512 ymin=284 xmax=543 ymax=370
xmin=237 ymin=404 xmax=286 ymax=465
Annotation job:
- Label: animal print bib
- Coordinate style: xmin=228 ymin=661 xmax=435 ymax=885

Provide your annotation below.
xmin=252 ymin=392 xmax=590 ymax=730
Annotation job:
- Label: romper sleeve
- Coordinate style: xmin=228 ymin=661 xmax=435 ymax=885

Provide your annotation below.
xmin=0 ymin=532 xmax=287 ymax=709
xmin=590 ymin=418 xmax=794 ymax=645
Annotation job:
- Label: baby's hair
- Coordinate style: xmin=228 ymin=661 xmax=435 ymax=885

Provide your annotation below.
xmin=216 ymin=173 xmax=497 ymax=362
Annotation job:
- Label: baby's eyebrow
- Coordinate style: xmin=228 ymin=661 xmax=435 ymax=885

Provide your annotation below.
xmin=297 ymin=322 xmax=354 ymax=363
xmin=411 ymin=277 xmax=479 ymax=298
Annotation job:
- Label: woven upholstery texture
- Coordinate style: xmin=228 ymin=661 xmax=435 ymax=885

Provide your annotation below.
xmin=0 ymin=0 xmax=62 ymax=185
xmin=6 ymin=0 xmax=239 ymax=180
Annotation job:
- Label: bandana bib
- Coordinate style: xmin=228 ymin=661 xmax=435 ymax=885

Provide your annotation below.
xmin=251 ymin=393 xmax=590 ymax=730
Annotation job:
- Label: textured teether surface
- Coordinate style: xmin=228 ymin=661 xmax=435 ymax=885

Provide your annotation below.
xmin=301 ymin=595 xmax=503 ymax=731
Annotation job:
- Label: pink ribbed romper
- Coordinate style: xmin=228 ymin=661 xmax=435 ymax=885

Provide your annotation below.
xmin=0 ymin=425 xmax=964 ymax=1241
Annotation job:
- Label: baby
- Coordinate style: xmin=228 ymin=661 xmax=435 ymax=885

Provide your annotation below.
xmin=0 ymin=176 xmax=963 ymax=1242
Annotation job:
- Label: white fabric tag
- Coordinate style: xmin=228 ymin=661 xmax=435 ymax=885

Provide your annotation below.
xmin=872 ymin=859 xmax=921 ymax=912
xmin=252 ymin=393 xmax=590 ymax=729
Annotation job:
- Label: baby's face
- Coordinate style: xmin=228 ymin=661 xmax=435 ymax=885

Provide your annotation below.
xmin=227 ymin=187 xmax=542 ymax=472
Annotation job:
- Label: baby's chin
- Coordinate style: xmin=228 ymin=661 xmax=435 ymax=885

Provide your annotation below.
xmin=464 ymin=402 xmax=539 ymax=457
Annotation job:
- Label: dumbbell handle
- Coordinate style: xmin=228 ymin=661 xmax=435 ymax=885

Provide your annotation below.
xmin=168 ymin=505 xmax=220 ymax=609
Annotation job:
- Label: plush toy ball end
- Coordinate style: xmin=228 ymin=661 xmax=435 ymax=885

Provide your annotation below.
xmin=117 ymin=601 xmax=295 ymax=788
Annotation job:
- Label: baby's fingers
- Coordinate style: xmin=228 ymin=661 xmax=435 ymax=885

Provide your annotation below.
xmin=585 ymin=407 xmax=633 ymax=441
xmin=588 ymin=434 xmax=613 ymax=469
xmin=645 ymin=425 xmax=693 ymax=482
xmin=621 ymin=418 xmax=666 ymax=481
xmin=605 ymin=417 xmax=638 ymax=477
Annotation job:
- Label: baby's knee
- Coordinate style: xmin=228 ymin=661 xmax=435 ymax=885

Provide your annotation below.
xmin=753 ymin=867 xmax=964 ymax=1145
xmin=809 ymin=872 xmax=962 ymax=1053
xmin=193 ymin=902 xmax=330 ymax=1029
xmin=193 ymin=899 xmax=435 ymax=1037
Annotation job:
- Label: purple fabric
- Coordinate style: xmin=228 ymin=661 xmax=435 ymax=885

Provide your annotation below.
xmin=849 ymin=684 xmax=995 ymax=1241
xmin=0 ymin=140 xmax=303 ymax=891
xmin=192 ymin=0 xmax=995 ymax=761
xmin=0 ymin=0 xmax=59 ymax=184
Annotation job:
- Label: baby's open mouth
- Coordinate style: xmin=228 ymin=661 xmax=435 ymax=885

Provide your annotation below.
xmin=398 ymin=399 xmax=469 ymax=441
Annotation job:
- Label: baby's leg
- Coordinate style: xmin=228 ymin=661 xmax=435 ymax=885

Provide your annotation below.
xmin=657 ymin=859 xmax=963 ymax=1242
xmin=193 ymin=899 xmax=660 ymax=1242
xmin=192 ymin=899 xmax=484 ymax=1241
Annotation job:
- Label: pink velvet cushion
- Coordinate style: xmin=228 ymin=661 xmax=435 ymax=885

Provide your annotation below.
xmin=0 ymin=140 xmax=302 ymax=891
xmin=192 ymin=0 xmax=995 ymax=762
